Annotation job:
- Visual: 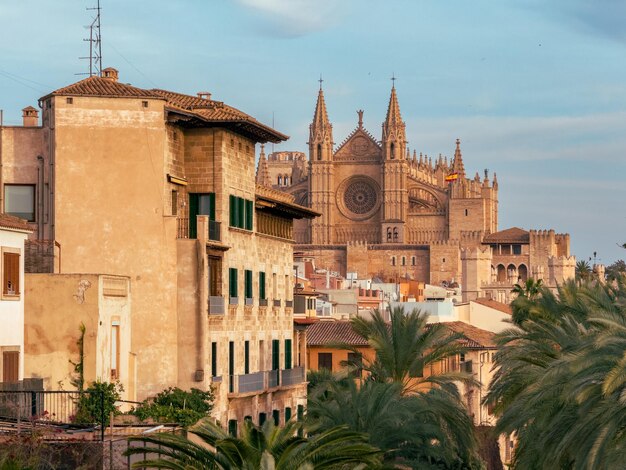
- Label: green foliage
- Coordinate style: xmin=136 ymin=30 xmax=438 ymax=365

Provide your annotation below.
xmin=69 ymin=322 xmax=86 ymax=392
xmin=306 ymin=307 xmax=483 ymax=469
xmin=575 ymin=259 xmax=592 ymax=283
xmin=131 ymin=387 xmax=214 ymax=427
xmin=74 ymin=380 xmax=123 ymax=426
xmin=605 ymin=259 xmax=626 ymax=282
xmin=125 ymin=418 xmax=381 ymax=469
xmin=485 ymin=278 xmax=626 ymax=469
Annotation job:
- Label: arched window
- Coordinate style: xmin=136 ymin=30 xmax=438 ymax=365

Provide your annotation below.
xmin=277 ymin=175 xmax=282 ymax=186
xmin=402 ymin=256 xmax=406 ymax=266
xmin=387 ymin=228 xmax=392 ymax=241
xmin=507 ymin=264 xmax=517 ymax=282
xmin=497 ymin=264 xmax=506 ymax=282
xmin=518 ymin=264 xmax=528 ymax=282
xmin=284 ymin=175 xmax=289 ymax=186
xmin=393 ymin=227 xmax=398 ymax=241
xmin=317 ymin=144 xmax=322 ymax=160
xmin=390 ymin=143 xmax=395 ymax=159
xmin=411 ymin=256 xmax=416 ymax=266
xmin=391 ymin=256 xmax=396 ymax=266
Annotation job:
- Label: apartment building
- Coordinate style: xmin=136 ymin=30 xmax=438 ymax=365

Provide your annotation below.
xmin=0 ymin=68 xmax=318 ymax=428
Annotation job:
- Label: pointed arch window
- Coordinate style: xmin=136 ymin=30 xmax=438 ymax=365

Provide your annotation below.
xmin=387 ymin=228 xmax=392 ymax=241
xmin=393 ymin=228 xmax=398 ymax=241
xmin=277 ymin=175 xmax=282 ymax=186
xmin=390 ymin=143 xmax=395 ymax=159
xmin=391 ymin=256 xmax=396 ymax=266
xmin=317 ymin=144 xmax=322 ymax=160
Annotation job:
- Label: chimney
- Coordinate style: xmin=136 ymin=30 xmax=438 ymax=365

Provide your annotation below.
xmin=197 ymin=91 xmax=212 ymax=100
xmin=101 ymin=67 xmax=119 ymax=82
xmin=22 ymin=106 xmax=39 ymax=127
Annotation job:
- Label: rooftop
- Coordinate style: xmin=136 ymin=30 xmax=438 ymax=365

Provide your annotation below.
xmin=0 ymin=213 xmax=33 ymax=232
xmin=483 ymin=227 xmax=530 ymax=244
xmin=472 ymin=297 xmax=512 ymax=315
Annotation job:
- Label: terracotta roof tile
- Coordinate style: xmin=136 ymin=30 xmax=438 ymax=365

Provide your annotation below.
xmin=443 ymin=321 xmax=497 ymax=348
xmin=0 ymin=213 xmax=33 ymax=232
xmin=46 ymin=76 xmax=164 ymax=99
xmin=483 ymin=227 xmax=529 ymax=244
xmin=472 ymin=297 xmax=512 ymax=315
xmin=306 ymin=321 xmax=369 ymax=347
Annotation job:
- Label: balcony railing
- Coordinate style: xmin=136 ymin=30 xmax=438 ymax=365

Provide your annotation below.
xmin=230 ymin=297 xmax=239 ymax=305
xmin=209 ymin=296 xmax=225 ymax=315
xmin=268 ymin=369 xmax=280 ymax=388
xmin=259 ymin=299 xmax=268 ymax=307
xmin=285 ymin=300 xmax=293 ymax=308
xmin=273 ymin=299 xmax=281 ymax=307
xmin=227 ymin=368 xmax=305 ymax=395
xmin=281 ymin=367 xmax=304 ymax=386
xmin=176 ymin=217 xmax=221 ymax=242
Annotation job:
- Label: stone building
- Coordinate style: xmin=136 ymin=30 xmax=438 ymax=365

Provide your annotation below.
xmin=260 ymin=84 xmax=575 ymax=299
xmin=0 ymin=68 xmax=318 ymax=429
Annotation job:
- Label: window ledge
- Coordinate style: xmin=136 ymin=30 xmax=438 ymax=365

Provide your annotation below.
xmin=1 ymin=294 xmax=21 ymax=301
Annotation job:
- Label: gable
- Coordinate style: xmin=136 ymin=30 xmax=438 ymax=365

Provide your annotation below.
xmin=334 ymin=128 xmax=382 ymax=162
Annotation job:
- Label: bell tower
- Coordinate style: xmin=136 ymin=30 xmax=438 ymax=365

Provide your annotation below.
xmin=381 ymin=80 xmax=408 ymax=243
xmin=308 ymin=78 xmax=335 ymax=244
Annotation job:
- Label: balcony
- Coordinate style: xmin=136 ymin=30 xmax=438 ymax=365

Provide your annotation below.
xmin=281 ymin=367 xmax=304 ymax=386
xmin=176 ymin=217 xmax=222 ymax=243
xmin=208 ymin=296 xmax=225 ymax=315
xmin=285 ymin=300 xmax=293 ymax=308
xmin=259 ymin=299 xmax=268 ymax=307
xmin=227 ymin=368 xmax=305 ymax=396
xmin=273 ymin=299 xmax=281 ymax=307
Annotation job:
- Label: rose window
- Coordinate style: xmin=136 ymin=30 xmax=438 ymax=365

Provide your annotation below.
xmin=344 ymin=180 xmax=377 ymax=215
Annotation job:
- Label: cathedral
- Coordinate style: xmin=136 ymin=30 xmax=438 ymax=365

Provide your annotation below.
xmin=257 ymin=84 xmax=575 ymax=302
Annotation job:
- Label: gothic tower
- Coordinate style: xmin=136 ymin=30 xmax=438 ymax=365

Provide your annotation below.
xmin=308 ymin=82 xmax=334 ymax=244
xmin=381 ymin=83 xmax=408 ymax=243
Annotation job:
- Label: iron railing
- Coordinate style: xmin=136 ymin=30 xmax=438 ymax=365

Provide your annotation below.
xmin=281 ymin=367 xmax=304 ymax=386
xmin=209 ymin=296 xmax=225 ymax=315
xmin=227 ymin=368 xmax=304 ymax=395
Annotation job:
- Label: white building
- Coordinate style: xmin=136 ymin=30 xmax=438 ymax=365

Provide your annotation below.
xmin=0 ymin=213 xmax=32 ymax=383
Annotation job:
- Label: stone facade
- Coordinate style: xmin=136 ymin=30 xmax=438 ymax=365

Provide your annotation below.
xmin=261 ymin=85 xmax=575 ymax=299
xmin=0 ymin=68 xmax=317 ymax=430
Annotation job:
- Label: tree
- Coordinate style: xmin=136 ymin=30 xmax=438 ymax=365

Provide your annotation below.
xmin=126 ymin=418 xmax=381 ymax=469
xmin=484 ymin=278 xmax=626 ymax=469
xmin=311 ymin=307 xmax=482 ymax=468
xmin=511 ymin=277 xmax=543 ymax=299
xmin=605 ymin=259 xmax=626 ymax=283
xmin=131 ymin=387 xmax=214 ymax=427
xmin=346 ymin=307 xmax=475 ymax=395
xmin=575 ymin=260 xmax=592 ymax=283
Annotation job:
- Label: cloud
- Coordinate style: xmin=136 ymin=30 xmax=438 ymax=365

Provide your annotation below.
xmin=234 ymin=0 xmax=344 ymax=37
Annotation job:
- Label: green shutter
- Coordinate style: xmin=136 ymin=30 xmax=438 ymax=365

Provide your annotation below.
xmin=211 ymin=342 xmax=217 ymax=377
xmin=285 ymin=339 xmax=292 ymax=369
xmin=189 ymin=193 xmax=199 ymax=238
xmin=209 ymin=193 xmax=216 ymax=220
xmin=245 ymin=270 xmax=253 ymax=299
xmin=229 ymin=195 xmax=236 ymax=227
xmin=272 ymin=340 xmax=280 ymax=370
xmin=245 ymin=199 xmax=253 ymax=230
xmin=238 ymin=197 xmax=245 ymax=228
xmin=229 ymin=268 xmax=238 ymax=298
xmin=259 ymin=412 xmax=267 ymax=425
xmin=259 ymin=272 xmax=266 ymax=300
xmin=244 ymin=341 xmax=250 ymax=375
xmin=229 ymin=341 xmax=235 ymax=393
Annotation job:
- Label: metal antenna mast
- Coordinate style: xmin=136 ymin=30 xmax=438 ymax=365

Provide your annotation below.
xmin=79 ymin=0 xmax=102 ymax=76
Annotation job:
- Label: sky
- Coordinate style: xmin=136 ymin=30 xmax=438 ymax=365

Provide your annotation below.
xmin=0 ymin=0 xmax=624 ymax=265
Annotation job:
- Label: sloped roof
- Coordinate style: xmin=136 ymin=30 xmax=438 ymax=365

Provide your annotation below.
xmin=443 ymin=322 xmax=497 ymax=349
xmin=483 ymin=227 xmax=529 ymax=244
xmin=0 ymin=213 xmax=33 ymax=232
xmin=44 ymin=76 xmax=164 ymax=100
xmin=306 ymin=321 xmax=369 ymax=347
xmin=472 ymin=297 xmax=512 ymax=315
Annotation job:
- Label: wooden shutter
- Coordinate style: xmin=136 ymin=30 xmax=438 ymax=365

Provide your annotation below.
xmin=3 ymin=252 xmax=20 ymax=295
xmin=229 ymin=195 xmax=237 ymax=227
xmin=259 ymin=272 xmax=266 ymax=300
xmin=189 ymin=193 xmax=199 ymax=238
xmin=229 ymin=268 xmax=238 ymax=298
xmin=245 ymin=199 xmax=253 ymax=230
xmin=284 ymin=339 xmax=292 ymax=369
xmin=211 ymin=342 xmax=218 ymax=377
xmin=237 ymin=198 xmax=245 ymax=228
xmin=272 ymin=340 xmax=280 ymax=370
xmin=3 ymin=351 xmax=19 ymax=382
xmin=244 ymin=341 xmax=250 ymax=374
xmin=245 ymin=270 xmax=253 ymax=299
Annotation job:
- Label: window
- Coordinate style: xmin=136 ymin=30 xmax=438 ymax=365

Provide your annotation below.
xmin=347 ymin=352 xmax=363 ymax=378
xmin=211 ymin=342 xmax=218 ymax=377
xmin=318 ymin=352 xmax=332 ymax=371
xmin=513 ymin=244 xmax=522 ymax=255
xmin=229 ymin=268 xmax=238 ymax=298
xmin=284 ymin=339 xmax=292 ymax=369
xmin=189 ymin=193 xmax=215 ymax=238
xmin=142 ymin=100 xmax=149 ymax=108
xmin=2 ymin=351 xmax=19 ymax=382
xmin=245 ymin=270 xmax=253 ymax=300
xmin=228 ymin=419 xmax=237 ymax=437
xmin=402 ymin=256 xmax=406 ymax=266
xmin=272 ymin=340 xmax=280 ymax=370
xmin=465 ymin=209 xmax=468 ymax=216
xmin=171 ymin=190 xmax=178 ymax=216
xmin=391 ymin=256 xmax=396 ymax=266
xmin=3 ymin=251 xmax=20 ymax=296
xmin=259 ymin=412 xmax=267 ymax=425
xmin=285 ymin=407 xmax=292 ymax=422
xmin=66 ymin=97 xmax=73 ymax=104
xmin=273 ymin=409 xmax=280 ymax=426
xmin=411 ymin=256 xmax=416 ymax=266
xmin=229 ymin=195 xmax=253 ymax=230
xmin=4 ymin=185 xmax=35 ymax=222
xmin=244 ymin=340 xmax=250 ymax=374
xmin=278 ymin=175 xmax=282 ymax=186
xmin=317 ymin=144 xmax=321 ymax=160
xmin=259 ymin=272 xmax=266 ymax=300
xmin=390 ymin=143 xmax=395 ymax=159
xmin=111 ymin=322 xmax=120 ymax=380
xmin=228 ymin=341 xmax=235 ymax=393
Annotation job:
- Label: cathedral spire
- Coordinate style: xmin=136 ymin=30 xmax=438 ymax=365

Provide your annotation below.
xmin=382 ymin=81 xmax=406 ymax=160
xmin=255 ymin=144 xmax=272 ymax=187
xmin=308 ymin=81 xmax=333 ymax=161
xmin=452 ymin=138 xmax=466 ymax=178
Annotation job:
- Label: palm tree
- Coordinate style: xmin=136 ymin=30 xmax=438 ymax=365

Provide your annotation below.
xmin=346 ymin=307 xmax=476 ymax=395
xmin=511 ymin=277 xmax=543 ymax=299
xmin=125 ymin=418 xmax=381 ymax=469
xmin=605 ymin=259 xmax=626 ymax=283
xmin=484 ymin=278 xmax=626 ymax=469
xmin=575 ymin=259 xmax=592 ymax=283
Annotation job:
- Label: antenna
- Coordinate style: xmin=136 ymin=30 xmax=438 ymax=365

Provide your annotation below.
xmin=79 ymin=0 xmax=103 ymax=76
